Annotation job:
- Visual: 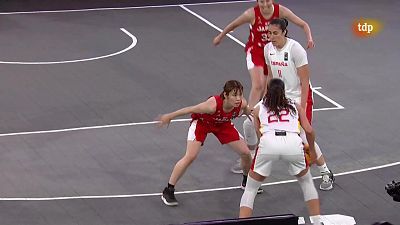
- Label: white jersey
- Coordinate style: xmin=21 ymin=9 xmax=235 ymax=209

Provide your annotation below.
xmin=264 ymin=38 xmax=308 ymax=102
xmin=259 ymin=102 xmax=300 ymax=134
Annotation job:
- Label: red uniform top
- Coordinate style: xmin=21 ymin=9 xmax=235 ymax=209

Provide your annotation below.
xmin=245 ymin=3 xmax=280 ymax=55
xmin=191 ymin=95 xmax=242 ymax=126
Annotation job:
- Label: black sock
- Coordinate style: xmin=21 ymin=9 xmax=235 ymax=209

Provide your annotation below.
xmin=242 ymin=175 xmax=248 ymax=185
xmin=167 ymin=183 xmax=175 ymax=189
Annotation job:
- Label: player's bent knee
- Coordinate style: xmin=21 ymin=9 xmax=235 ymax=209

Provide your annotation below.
xmin=297 ymin=170 xmax=318 ymax=201
xmin=182 ymin=155 xmax=197 ymax=164
xmin=240 ymin=176 xmax=262 ymax=208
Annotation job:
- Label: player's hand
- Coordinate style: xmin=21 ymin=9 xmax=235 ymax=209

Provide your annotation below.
xmin=213 ymin=34 xmax=223 ymax=46
xmin=157 ymin=114 xmax=172 ymax=128
xmin=307 ymin=39 xmax=315 ymax=49
xmin=240 ymin=105 xmax=254 ymax=121
xmin=304 ymin=143 xmax=317 ymax=165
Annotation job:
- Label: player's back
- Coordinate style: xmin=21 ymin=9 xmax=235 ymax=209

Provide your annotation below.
xmin=258 ymin=102 xmax=299 ymax=134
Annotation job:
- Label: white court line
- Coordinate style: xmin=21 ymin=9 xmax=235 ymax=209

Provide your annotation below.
xmin=179 ymin=5 xmax=245 ymax=47
xmin=0 ymin=1 xmax=255 ymax=15
xmin=0 ymin=87 xmax=333 ymax=137
xmin=0 ymin=28 xmax=137 ymax=65
xmin=1 ymin=161 xmax=399 ymax=201
xmin=312 ymin=88 xmax=345 ymax=109
xmin=0 ymin=101 xmax=335 ymax=138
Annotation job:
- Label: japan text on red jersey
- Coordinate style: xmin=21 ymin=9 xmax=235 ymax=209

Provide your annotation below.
xmin=245 ymin=3 xmax=280 ymax=53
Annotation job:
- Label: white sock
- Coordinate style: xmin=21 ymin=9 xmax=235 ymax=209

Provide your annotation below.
xmin=250 ymin=149 xmax=256 ymax=158
xmin=317 ymin=163 xmax=330 ymax=174
xmin=310 ymin=215 xmax=322 ymax=225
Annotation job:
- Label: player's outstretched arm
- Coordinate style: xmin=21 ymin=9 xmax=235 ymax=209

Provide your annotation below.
xmin=213 ymin=8 xmax=253 ymax=46
xmin=157 ymin=97 xmax=216 ymax=128
xmin=280 ymin=5 xmax=315 ymax=49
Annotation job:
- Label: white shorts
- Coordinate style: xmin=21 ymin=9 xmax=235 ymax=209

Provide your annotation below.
xmin=246 ymin=49 xmax=255 ymax=70
xmin=252 ymin=131 xmax=306 ymax=176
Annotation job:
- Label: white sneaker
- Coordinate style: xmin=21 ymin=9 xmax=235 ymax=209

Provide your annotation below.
xmin=319 ymin=170 xmax=335 ymax=191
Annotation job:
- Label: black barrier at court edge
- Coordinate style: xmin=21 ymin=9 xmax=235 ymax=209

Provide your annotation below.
xmin=171 ymin=214 xmax=298 ymax=225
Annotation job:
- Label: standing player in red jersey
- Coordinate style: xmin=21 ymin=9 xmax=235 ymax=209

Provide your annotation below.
xmin=213 ymin=0 xmax=315 ymax=174
xmin=158 ymin=80 xmax=259 ymax=207
xmin=214 ymin=0 xmax=314 ymax=110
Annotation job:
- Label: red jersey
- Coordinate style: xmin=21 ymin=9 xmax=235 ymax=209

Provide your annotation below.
xmin=191 ymin=95 xmax=242 ymax=125
xmin=245 ymin=3 xmax=280 ymax=54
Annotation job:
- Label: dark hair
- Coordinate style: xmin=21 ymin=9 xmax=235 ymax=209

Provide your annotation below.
xmin=269 ymin=18 xmax=289 ymax=37
xmin=262 ymin=78 xmax=295 ymax=116
xmin=220 ymin=80 xmax=243 ymax=99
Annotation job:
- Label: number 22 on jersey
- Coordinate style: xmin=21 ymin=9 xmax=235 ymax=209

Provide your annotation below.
xmin=268 ymin=109 xmax=289 ymax=123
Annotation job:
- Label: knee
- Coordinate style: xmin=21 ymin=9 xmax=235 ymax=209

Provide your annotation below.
xmin=297 ymin=171 xmax=319 ymax=201
xmin=182 ymin=154 xmax=197 ymax=165
xmin=240 ymin=176 xmax=262 ymax=208
xmin=239 ymin=149 xmax=251 ymax=158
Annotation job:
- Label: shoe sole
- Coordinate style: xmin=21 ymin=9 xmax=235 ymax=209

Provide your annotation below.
xmin=319 ymin=184 xmax=333 ymax=191
xmin=161 ymin=196 xmax=178 ymax=206
xmin=230 ymin=169 xmax=243 ymax=174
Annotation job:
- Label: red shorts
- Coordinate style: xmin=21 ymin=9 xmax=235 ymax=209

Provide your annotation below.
xmin=188 ymin=120 xmax=240 ymax=145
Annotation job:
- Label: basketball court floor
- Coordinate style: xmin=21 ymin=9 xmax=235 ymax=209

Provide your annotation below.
xmin=0 ymin=0 xmax=399 ymax=224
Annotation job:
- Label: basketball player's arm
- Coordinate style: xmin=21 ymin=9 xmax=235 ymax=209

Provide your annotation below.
xmin=279 ymin=6 xmax=314 ymax=49
xmin=297 ymin=65 xmax=310 ymax=110
xmin=264 ymin=65 xmax=273 ymax=97
xmin=240 ymin=98 xmax=252 ymax=116
xmin=293 ymin=43 xmax=310 ymax=110
xmin=295 ymin=104 xmax=317 ymax=162
xmin=253 ymin=106 xmax=262 ymax=139
xmin=213 ymin=8 xmax=254 ymax=46
xmin=158 ymin=97 xmax=216 ymax=127
xmin=263 ymin=47 xmax=273 ymax=97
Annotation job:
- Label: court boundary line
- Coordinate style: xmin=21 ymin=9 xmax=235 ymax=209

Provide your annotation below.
xmin=0 ymin=161 xmax=398 ymax=201
xmin=0 ymin=0 xmax=255 ymax=15
xmin=0 ymin=28 xmax=137 ymax=65
xmin=0 ymin=87 xmax=338 ymax=138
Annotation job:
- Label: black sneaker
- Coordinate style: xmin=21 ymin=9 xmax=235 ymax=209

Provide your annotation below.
xmin=161 ymin=187 xmax=178 ymax=206
xmin=241 ymin=181 xmax=264 ymax=194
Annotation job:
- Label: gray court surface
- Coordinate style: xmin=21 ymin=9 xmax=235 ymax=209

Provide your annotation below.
xmin=0 ymin=0 xmax=399 ymax=224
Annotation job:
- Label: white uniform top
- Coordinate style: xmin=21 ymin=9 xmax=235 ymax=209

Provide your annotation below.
xmin=264 ymin=38 xmax=308 ymax=103
xmin=259 ymin=101 xmax=300 ymax=134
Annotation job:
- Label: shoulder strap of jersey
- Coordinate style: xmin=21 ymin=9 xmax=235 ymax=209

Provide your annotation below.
xmin=273 ymin=3 xmax=280 ymax=18
xmin=213 ymin=95 xmax=223 ymax=112
xmin=254 ymin=5 xmax=261 ymax=17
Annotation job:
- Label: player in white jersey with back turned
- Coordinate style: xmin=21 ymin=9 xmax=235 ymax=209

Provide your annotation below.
xmin=263 ymin=18 xmax=334 ymax=190
xmin=239 ymin=78 xmax=322 ymax=225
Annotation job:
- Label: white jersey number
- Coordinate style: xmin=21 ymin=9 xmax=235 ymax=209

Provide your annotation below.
xmin=268 ymin=109 xmax=290 ymax=123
